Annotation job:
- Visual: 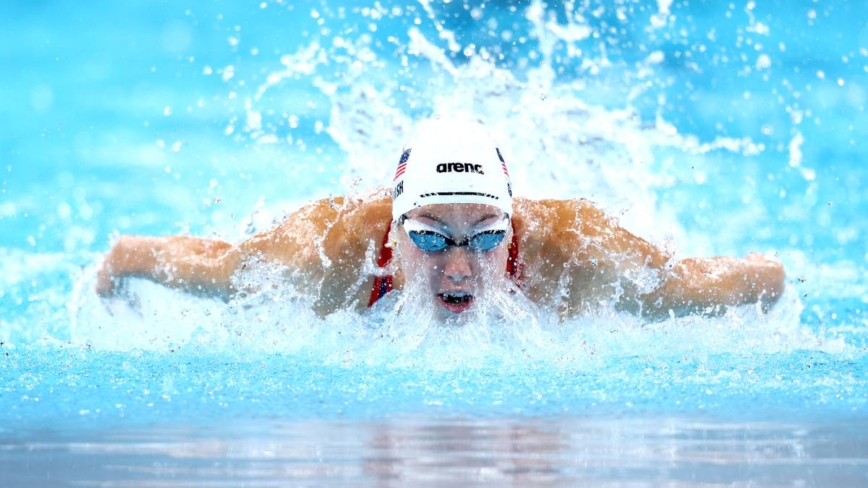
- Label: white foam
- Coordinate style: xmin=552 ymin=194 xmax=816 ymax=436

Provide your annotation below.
xmin=61 ymin=252 xmax=848 ymax=370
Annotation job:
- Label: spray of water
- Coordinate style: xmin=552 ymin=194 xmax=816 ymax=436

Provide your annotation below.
xmin=5 ymin=1 xmax=859 ymax=369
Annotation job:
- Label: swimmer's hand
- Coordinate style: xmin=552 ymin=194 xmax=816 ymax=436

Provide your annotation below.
xmin=96 ymin=238 xmax=141 ymax=316
xmin=743 ymin=252 xmax=787 ymax=312
xmin=96 ymin=236 xmax=128 ymax=299
xmin=96 ymin=260 xmax=118 ymax=299
xmin=96 ymin=236 xmax=144 ymax=315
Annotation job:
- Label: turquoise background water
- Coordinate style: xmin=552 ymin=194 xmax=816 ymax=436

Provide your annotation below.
xmin=2 ymin=0 xmax=867 ymax=485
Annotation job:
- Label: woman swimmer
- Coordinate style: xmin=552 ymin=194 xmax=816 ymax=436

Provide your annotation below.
xmin=96 ymin=117 xmax=786 ymax=321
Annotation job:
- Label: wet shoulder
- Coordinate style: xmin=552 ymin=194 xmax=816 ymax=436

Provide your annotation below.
xmin=512 ymin=197 xmax=607 ymax=243
xmin=338 ymin=190 xmax=393 ymax=241
xmin=247 ymin=191 xmax=392 ymax=264
xmin=271 ymin=191 xmax=390 ymax=237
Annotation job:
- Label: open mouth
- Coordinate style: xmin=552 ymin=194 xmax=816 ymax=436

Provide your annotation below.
xmin=438 ymin=291 xmax=474 ymax=313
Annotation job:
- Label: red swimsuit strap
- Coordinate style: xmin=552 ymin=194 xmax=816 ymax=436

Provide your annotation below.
xmin=506 ymin=224 xmax=521 ymax=281
xmin=368 ymin=220 xmax=521 ymax=307
xmin=367 ymin=223 xmax=395 ymax=307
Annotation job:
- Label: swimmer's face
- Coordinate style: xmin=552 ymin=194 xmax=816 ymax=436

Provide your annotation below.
xmin=395 ymin=203 xmax=512 ymax=320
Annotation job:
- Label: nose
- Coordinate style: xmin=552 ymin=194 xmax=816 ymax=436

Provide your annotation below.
xmin=442 ymin=246 xmax=473 ymax=283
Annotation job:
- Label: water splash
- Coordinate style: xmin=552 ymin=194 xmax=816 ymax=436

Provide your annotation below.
xmin=1 ymin=0 xmax=854 ymax=361
xmin=3 ymin=1 xmax=866 ymax=427
xmin=60 ymin=255 xmax=845 ymax=364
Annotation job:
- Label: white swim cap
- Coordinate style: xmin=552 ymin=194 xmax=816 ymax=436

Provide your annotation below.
xmin=391 ymin=117 xmax=513 ymax=221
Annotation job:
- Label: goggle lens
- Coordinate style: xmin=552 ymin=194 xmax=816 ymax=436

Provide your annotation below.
xmin=407 ymin=229 xmax=507 ymax=253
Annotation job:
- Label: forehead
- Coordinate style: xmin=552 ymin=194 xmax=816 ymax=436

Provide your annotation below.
xmin=405 ymin=203 xmax=505 ymax=226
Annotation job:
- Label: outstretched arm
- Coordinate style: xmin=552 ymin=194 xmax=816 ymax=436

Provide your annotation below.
xmin=587 ymin=207 xmax=787 ymax=320
xmin=515 ymin=198 xmax=786 ymax=320
xmin=96 ymin=195 xmax=393 ymax=314
xmin=96 ymin=235 xmax=240 ymax=300
xmin=635 ymin=253 xmax=785 ymax=320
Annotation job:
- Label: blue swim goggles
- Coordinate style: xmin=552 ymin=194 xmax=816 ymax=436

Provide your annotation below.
xmin=400 ymin=216 xmax=510 ymax=253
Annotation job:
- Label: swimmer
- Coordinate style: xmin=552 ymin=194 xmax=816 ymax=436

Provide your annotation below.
xmin=96 ymin=117 xmax=786 ymax=321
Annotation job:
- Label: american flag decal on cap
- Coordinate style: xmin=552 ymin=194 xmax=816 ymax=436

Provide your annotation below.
xmin=496 ymin=148 xmax=509 ymax=177
xmin=394 ymin=149 xmax=411 ymax=181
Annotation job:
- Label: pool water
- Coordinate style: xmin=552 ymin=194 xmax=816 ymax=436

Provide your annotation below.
xmin=2 ymin=0 xmax=868 ymax=485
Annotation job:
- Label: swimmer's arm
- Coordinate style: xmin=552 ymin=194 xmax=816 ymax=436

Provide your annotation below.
xmin=93 ymin=204 xmax=327 ymax=301
xmin=583 ymin=210 xmax=787 ymax=319
xmin=637 ymin=254 xmax=786 ymax=319
xmin=235 ymin=195 xmax=391 ymax=314
xmin=96 ymin=195 xmax=392 ymax=313
xmin=96 ymin=235 xmax=241 ymax=300
xmin=95 ymin=229 xmax=327 ymax=302
xmin=528 ymin=198 xmax=785 ymax=319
